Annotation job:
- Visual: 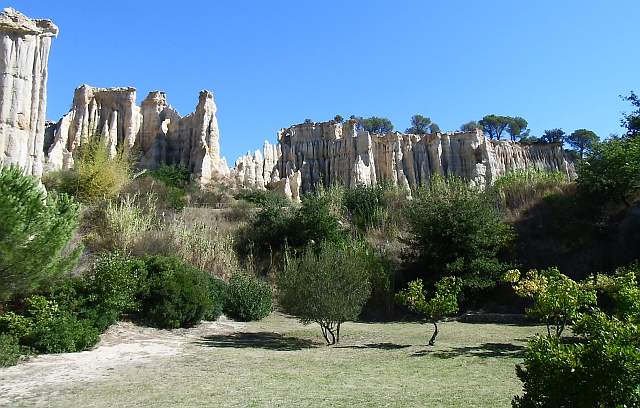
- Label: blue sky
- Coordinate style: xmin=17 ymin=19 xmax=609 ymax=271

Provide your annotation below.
xmin=13 ymin=1 xmax=640 ymax=161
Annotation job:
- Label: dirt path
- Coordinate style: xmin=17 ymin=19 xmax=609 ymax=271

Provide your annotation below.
xmin=0 ymin=318 xmax=244 ymax=407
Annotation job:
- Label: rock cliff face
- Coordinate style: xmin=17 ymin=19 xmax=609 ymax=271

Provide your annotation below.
xmin=46 ymin=86 xmax=229 ymax=183
xmin=234 ymin=120 xmax=573 ymax=199
xmin=0 ymin=8 xmax=57 ymax=177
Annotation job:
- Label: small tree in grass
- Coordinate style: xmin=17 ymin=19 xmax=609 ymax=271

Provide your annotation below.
xmin=277 ymin=241 xmax=372 ymax=345
xmin=505 ymin=267 xmax=597 ymax=337
xmin=395 ymin=277 xmax=462 ymax=346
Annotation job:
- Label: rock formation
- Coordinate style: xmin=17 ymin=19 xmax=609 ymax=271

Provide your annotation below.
xmin=46 ymin=85 xmax=229 ymax=183
xmin=0 ymin=8 xmax=57 ymax=177
xmin=234 ymin=120 xmax=573 ymax=199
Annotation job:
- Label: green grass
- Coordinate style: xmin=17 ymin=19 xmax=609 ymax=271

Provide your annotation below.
xmin=21 ymin=313 xmax=544 ymax=407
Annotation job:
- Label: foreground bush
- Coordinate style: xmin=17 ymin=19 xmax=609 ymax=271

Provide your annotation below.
xmin=80 ymin=254 xmax=149 ymax=330
xmin=140 ymin=256 xmax=213 ymax=329
xmin=0 ymin=333 xmax=22 ymax=367
xmin=277 ymin=241 xmax=372 ymax=344
xmin=513 ymin=311 xmax=640 ymax=407
xmin=513 ymin=264 xmax=640 ymax=407
xmin=407 ymin=176 xmax=514 ymax=288
xmin=0 ymin=295 xmax=99 ymax=354
xmin=224 ymin=272 xmax=272 ymax=322
xmin=0 ymin=166 xmax=81 ymax=303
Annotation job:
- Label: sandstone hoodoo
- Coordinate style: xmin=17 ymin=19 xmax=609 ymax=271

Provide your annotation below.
xmin=45 ymin=85 xmax=230 ymax=183
xmin=234 ymin=119 xmax=574 ymax=199
xmin=0 ymin=8 xmax=58 ymax=178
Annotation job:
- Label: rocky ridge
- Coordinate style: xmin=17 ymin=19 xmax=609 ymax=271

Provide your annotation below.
xmin=45 ymin=86 xmax=229 ymax=183
xmin=234 ymin=120 xmax=574 ymax=200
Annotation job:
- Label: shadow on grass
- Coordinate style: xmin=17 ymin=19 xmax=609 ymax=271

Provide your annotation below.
xmin=412 ymin=342 xmax=525 ymax=359
xmin=334 ymin=342 xmax=410 ymax=350
xmin=195 ymin=332 xmax=318 ymax=351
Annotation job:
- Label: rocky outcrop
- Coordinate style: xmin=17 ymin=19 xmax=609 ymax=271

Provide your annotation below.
xmin=46 ymin=86 xmax=229 ymax=183
xmin=234 ymin=120 xmax=573 ymax=199
xmin=0 ymin=8 xmax=57 ymax=177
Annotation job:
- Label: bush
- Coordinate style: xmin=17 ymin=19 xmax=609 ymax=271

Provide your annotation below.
xmin=343 ymin=183 xmax=388 ymax=230
xmin=577 ymin=136 xmax=640 ymax=207
xmin=149 ymin=165 xmax=190 ymax=188
xmin=224 ymin=272 xmax=272 ymax=322
xmin=0 ymin=334 xmax=22 ymax=367
xmin=0 ymin=166 xmax=81 ymax=303
xmin=139 ymin=256 xmax=213 ymax=329
xmin=30 ymin=312 xmax=100 ymax=354
xmin=407 ymin=176 xmax=514 ymax=288
xmin=513 ymin=311 xmax=640 ymax=407
xmin=79 ymin=254 xmax=148 ymax=330
xmin=57 ymin=138 xmax=132 ymax=202
xmin=1 ymin=295 xmax=100 ymax=354
xmin=294 ymin=187 xmax=348 ymax=247
xmin=508 ymin=267 xmax=597 ymax=336
xmin=277 ymin=241 xmax=372 ymax=344
xmin=205 ymin=276 xmax=227 ymax=321
xmin=235 ymin=189 xmax=289 ymax=208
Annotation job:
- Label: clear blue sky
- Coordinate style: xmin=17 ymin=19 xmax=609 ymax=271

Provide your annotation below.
xmin=13 ymin=1 xmax=640 ymax=161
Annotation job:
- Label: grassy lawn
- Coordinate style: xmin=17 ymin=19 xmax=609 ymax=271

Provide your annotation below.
xmin=13 ymin=313 xmax=544 ymax=407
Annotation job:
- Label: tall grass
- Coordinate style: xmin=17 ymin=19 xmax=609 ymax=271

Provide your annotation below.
xmin=84 ymin=193 xmax=240 ymax=279
xmin=493 ymin=170 xmax=569 ymax=213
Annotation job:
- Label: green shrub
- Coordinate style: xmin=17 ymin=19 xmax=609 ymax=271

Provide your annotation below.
xmin=508 ymin=267 xmax=597 ymax=336
xmin=149 ymin=165 xmax=190 ymax=188
xmin=294 ymin=187 xmax=348 ymax=247
xmin=139 ymin=256 xmax=213 ymax=329
xmin=205 ymin=276 xmax=227 ymax=321
xmin=277 ymin=241 xmax=372 ymax=344
xmin=407 ymin=176 xmax=514 ymax=288
xmin=513 ymin=311 xmax=640 ymax=407
xmin=0 ymin=311 xmax=33 ymax=340
xmin=61 ymin=138 xmax=132 ymax=202
xmin=29 ymin=312 xmax=99 ymax=354
xmin=0 ymin=166 xmax=81 ymax=303
xmin=224 ymin=272 xmax=272 ymax=322
xmin=577 ymin=136 xmax=640 ymax=207
xmin=0 ymin=334 xmax=22 ymax=367
xmin=235 ymin=189 xmax=289 ymax=208
xmin=80 ymin=253 xmax=148 ymax=330
xmin=3 ymin=295 xmax=100 ymax=354
xmin=343 ymin=183 xmax=388 ymax=230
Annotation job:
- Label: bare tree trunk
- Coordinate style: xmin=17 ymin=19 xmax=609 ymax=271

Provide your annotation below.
xmin=336 ymin=323 xmax=341 ymax=344
xmin=428 ymin=322 xmax=438 ymax=346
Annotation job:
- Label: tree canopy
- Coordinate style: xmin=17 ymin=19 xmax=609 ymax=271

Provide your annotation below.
xmin=567 ymin=129 xmax=599 ymax=159
xmin=621 ymin=91 xmax=640 ymax=137
xmin=359 ymin=116 xmax=394 ymax=134
xmin=406 ymin=114 xmax=439 ymax=134
xmin=541 ymin=128 xmax=566 ymax=144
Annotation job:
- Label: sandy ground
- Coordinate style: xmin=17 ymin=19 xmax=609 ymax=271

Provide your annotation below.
xmin=0 ymin=317 xmax=244 ymax=407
